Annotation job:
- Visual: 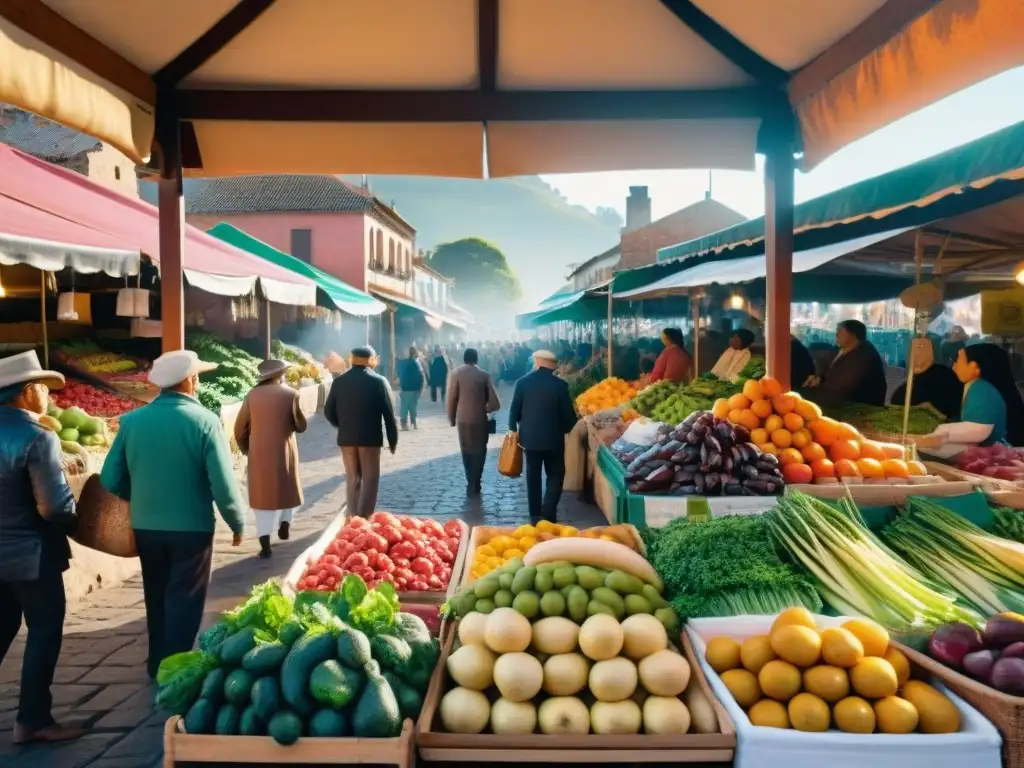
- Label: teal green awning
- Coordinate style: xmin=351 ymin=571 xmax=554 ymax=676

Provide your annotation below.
xmin=207 ymin=223 xmax=385 ymax=316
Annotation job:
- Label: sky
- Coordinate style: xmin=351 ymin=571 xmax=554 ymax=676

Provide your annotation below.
xmin=540 ymin=66 xmax=1024 ymax=224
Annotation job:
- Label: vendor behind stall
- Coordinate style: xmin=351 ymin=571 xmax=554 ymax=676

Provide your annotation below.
xmin=890 ymin=337 xmax=962 ymax=421
xmin=710 ymin=329 xmax=754 ymax=381
xmin=953 ymin=343 xmax=1024 ymax=445
xmin=801 ymin=319 xmax=887 ymax=407
xmin=649 ymin=327 xmax=692 ymax=383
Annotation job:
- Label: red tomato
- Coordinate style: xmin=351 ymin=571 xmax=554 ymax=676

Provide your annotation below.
xmin=377 ymin=572 xmax=396 ymax=585
xmin=410 ymin=557 xmax=434 ymax=576
xmin=343 ymin=552 xmax=369 ymax=569
xmin=376 ymin=554 xmax=396 ymax=573
xmin=321 ymin=554 xmax=340 ymax=566
xmin=296 ymin=577 xmax=308 ymax=590
xmin=316 ymin=584 xmax=332 ymax=592
xmin=363 ymin=549 xmax=380 ymax=569
xmin=400 ymin=516 xmax=422 ymax=530
xmin=394 ymin=576 xmax=409 ymax=590
xmin=323 ymin=576 xmax=338 ymax=589
xmin=445 ymin=536 xmax=460 ymax=553
xmin=434 ymin=542 xmax=454 ymax=564
xmin=391 ymin=556 xmax=411 ymax=569
xmin=412 ymin=541 xmax=427 ymax=559
xmin=390 ymin=542 xmax=416 ymax=561
xmin=353 ymin=566 xmax=376 ymax=582
xmin=370 ymin=511 xmax=396 ymax=526
xmin=438 ymin=566 xmax=452 ymax=584
xmin=426 ymin=574 xmax=443 ymax=590
xmin=322 ymin=564 xmax=343 ymax=580
xmin=377 ymin=526 xmax=404 ymax=548
xmin=409 ymin=580 xmax=429 ymax=591
xmin=347 ymin=516 xmax=370 ymax=530
xmin=339 ymin=527 xmax=361 ymax=542
xmin=356 ymin=532 xmax=388 ymax=552
xmin=421 ymin=520 xmax=445 ymax=538
xmin=444 ymin=519 xmax=463 ymax=537
xmin=395 ymin=567 xmax=415 ymax=584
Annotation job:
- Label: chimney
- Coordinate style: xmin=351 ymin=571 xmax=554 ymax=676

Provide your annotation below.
xmin=624 ymin=186 xmax=651 ymax=232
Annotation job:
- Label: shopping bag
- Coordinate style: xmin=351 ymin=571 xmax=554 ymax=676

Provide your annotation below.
xmin=498 ymin=431 xmax=523 ymax=478
xmin=73 ymin=475 xmax=138 ymax=558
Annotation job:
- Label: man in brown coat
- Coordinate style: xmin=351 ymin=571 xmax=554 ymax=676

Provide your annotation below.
xmin=448 ymin=348 xmax=500 ymax=497
xmin=234 ymin=359 xmax=307 ymax=559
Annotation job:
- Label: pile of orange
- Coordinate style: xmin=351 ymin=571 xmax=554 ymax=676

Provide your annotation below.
xmin=575 ymin=377 xmax=638 ymax=416
xmin=711 ymin=377 xmax=927 ymax=484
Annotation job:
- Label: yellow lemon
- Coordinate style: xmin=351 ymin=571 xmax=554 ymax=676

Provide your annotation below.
xmin=504 ymin=548 xmax=524 ymax=560
xmin=519 ymin=536 xmax=537 ymax=550
xmin=536 ymin=520 xmax=557 ymax=534
xmin=477 ymin=545 xmax=496 ymax=558
xmin=487 ymin=556 xmax=503 ymax=569
xmin=560 ymin=526 xmax=580 ymax=537
xmin=513 ymin=524 xmax=538 ymax=538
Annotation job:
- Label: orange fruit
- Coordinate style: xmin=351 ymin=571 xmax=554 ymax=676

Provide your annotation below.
xmin=811 ymin=458 xmax=836 ymax=479
xmin=751 ymin=399 xmax=774 ymax=420
xmin=764 ymin=415 xmax=784 ymax=434
xmin=801 ymin=442 xmax=827 ymax=462
xmin=760 ymin=442 xmax=780 ymax=456
xmin=712 ymin=398 xmax=731 ymax=418
xmin=881 ymin=459 xmax=910 ymax=479
xmin=728 ymin=408 xmax=745 ymax=425
xmin=783 ymin=413 xmax=805 ymax=432
xmin=751 ymin=428 xmax=769 ymax=445
xmin=859 ymin=441 xmax=886 ymax=461
xmin=740 ymin=409 xmax=762 ymax=431
xmin=835 ymin=422 xmax=861 ymax=441
xmin=879 ymin=442 xmax=906 ymax=460
xmin=782 ymin=462 xmax=814 ymax=484
xmin=834 ymin=458 xmax=861 ymax=478
xmin=743 ymin=379 xmax=764 ymax=401
xmin=759 ymin=376 xmax=783 ymax=398
xmin=772 ymin=429 xmax=793 ymax=448
xmin=809 ymin=418 xmax=840 ymax=447
xmin=794 ymin=399 xmax=822 ymax=422
xmin=728 ymin=393 xmax=752 ymax=410
xmin=906 ymin=460 xmax=927 ymax=476
xmin=773 ymin=393 xmax=798 ymax=415
xmin=857 ymin=458 xmax=884 ymax=479
xmin=779 ymin=448 xmax=805 ymax=466
xmin=829 ymin=439 xmax=861 ymax=462
xmin=791 ymin=428 xmax=813 ymax=449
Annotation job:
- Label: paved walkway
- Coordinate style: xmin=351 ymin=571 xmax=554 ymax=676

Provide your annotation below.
xmin=0 ymin=392 xmax=604 ymax=767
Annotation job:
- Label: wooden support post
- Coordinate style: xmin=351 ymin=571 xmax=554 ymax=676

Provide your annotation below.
xmin=764 ymin=141 xmax=795 ymax=389
xmin=389 ymin=308 xmax=397 ymax=382
xmin=157 ymin=104 xmax=185 ymax=353
xmin=260 ymin=298 xmax=271 ymax=360
xmin=40 ymin=270 xmax=48 ymax=368
xmin=691 ymin=290 xmax=701 ymax=381
xmin=606 ymin=289 xmax=614 ymax=377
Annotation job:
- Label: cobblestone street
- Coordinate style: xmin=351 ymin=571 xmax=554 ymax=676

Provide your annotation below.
xmin=0 ymin=391 xmax=604 ymax=767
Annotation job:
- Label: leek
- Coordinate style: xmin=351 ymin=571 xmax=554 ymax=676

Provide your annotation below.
xmin=766 ymin=491 xmax=980 ymax=633
xmin=881 ymin=497 xmax=1024 ymax=616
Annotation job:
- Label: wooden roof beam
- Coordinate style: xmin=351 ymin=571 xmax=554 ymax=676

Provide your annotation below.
xmin=0 ymin=0 xmax=155 ymax=103
xmin=478 ymin=0 xmax=498 ymax=91
xmin=660 ymin=0 xmax=788 ymax=85
xmin=154 ymin=0 xmax=277 ymax=87
xmin=175 ymin=86 xmax=779 ymax=122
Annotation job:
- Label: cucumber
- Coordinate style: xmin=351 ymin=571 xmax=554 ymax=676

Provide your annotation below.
xmin=337 ymin=626 xmax=371 ymax=668
xmin=219 ymin=627 xmax=258 ymax=667
xmin=251 ymin=676 xmax=280 ymax=723
xmin=183 ymin=698 xmax=216 ymax=734
xmin=268 ymin=710 xmax=303 ymax=746
xmin=242 ymin=642 xmax=290 ymax=674
xmin=199 ymin=668 xmax=227 ymax=705
xmin=238 ymin=704 xmax=265 ymax=736
xmin=281 ymin=630 xmax=336 ymax=716
xmin=308 ymin=708 xmax=349 ymax=738
xmin=214 ymin=703 xmax=241 ymax=735
xmin=223 ymin=668 xmax=255 ymax=707
xmin=278 ymin=620 xmax=306 ymax=646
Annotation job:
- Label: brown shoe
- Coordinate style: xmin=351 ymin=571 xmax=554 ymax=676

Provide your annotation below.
xmin=13 ymin=722 xmax=86 ymax=745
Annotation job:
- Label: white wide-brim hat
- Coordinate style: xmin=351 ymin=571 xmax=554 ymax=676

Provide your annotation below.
xmin=0 ymin=350 xmax=65 ymax=391
xmin=148 ymin=350 xmax=218 ymax=388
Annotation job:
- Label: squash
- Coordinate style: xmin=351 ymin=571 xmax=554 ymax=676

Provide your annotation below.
xmin=523 ymin=538 xmax=663 ymax=590
xmin=484 ymin=608 xmax=532 ymax=654
xmin=441 ymin=688 xmax=491 ymax=734
xmin=638 ymin=649 xmax=691 ymax=697
xmin=589 ymin=657 xmax=638 ymax=702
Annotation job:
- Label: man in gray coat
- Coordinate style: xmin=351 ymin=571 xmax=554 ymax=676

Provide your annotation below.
xmin=448 ymin=348 xmax=500 ymax=497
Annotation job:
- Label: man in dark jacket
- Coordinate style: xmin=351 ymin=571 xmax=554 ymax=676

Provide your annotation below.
xmin=429 ymin=346 xmax=449 ymax=403
xmin=397 ymin=347 xmax=426 ymax=430
xmin=0 ymin=352 xmax=82 ymax=745
xmin=325 ymin=346 xmax=398 ymax=518
xmin=803 ymin=320 xmax=887 ymax=407
xmin=509 ymin=350 xmax=578 ymax=523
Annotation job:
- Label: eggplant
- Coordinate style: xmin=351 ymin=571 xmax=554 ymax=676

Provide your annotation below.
xmin=682 ymin=463 xmax=700 ymax=473
xmin=692 ymin=423 xmax=707 ymax=438
xmin=984 ymin=612 xmax=1024 ymax=649
xmin=744 ymin=442 xmax=763 ymax=457
xmin=693 ymin=474 xmax=706 ymax=494
xmin=724 ymin=481 xmax=743 ymax=496
xmin=756 ymin=458 xmax=779 ymax=473
xmin=757 ymin=451 xmax=779 ymax=466
xmin=992 ymin=657 xmax=1024 ymax=695
xmin=628 ymin=480 xmax=649 ymax=493
xmin=929 ymin=622 xmax=984 ymax=668
xmin=669 ymin=482 xmax=681 ymax=493
xmin=704 ymin=434 xmax=723 ymax=453
xmin=699 ymin=463 xmax=711 ymax=474
xmin=708 ymin=451 xmax=723 ymax=469
xmin=722 ymin=457 xmax=734 ymax=473
xmin=685 ymin=431 xmax=701 ymax=446
xmin=645 ymin=465 xmax=674 ymax=484
xmin=683 ymin=444 xmax=701 ymax=461
xmin=731 ymin=445 xmax=742 ymax=463
xmin=963 ymin=649 xmax=1000 ymax=684
xmin=670 ymin=449 xmax=690 ymax=463
xmin=1003 ymin=641 xmax=1024 ymax=659
xmin=739 ymin=464 xmax=757 ymax=481
xmin=733 ymin=424 xmax=751 ymax=443
xmin=714 ymin=421 xmax=733 ymax=441
xmin=743 ymin=479 xmax=770 ymax=493
xmin=676 ymin=471 xmax=695 ymax=484
xmin=704 ymin=473 xmax=721 ymax=493
xmin=700 ymin=444 xmax=709 ymax=464
xmin=677 ymin=484 xmax=697 ymax=496
xmin=658 ymin=440 xmax=682 ymax=460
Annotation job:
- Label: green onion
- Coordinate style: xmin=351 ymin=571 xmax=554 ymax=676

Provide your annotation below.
xmin=766 ymin=491 xmax=980 ymax=633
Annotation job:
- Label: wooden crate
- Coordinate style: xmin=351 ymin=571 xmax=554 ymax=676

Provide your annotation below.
xmin=924 ymin=461 xmax=1020 ymax=492
xmin=281 ymin=512 xmax=469 ymax=605
xmin=415 ymin=625 xmax=736 ymax=763
xmin=162 ymin=716 xmax=414 ymax=767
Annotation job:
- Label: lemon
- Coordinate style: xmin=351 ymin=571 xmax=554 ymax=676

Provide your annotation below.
xmin=504 ymin=548 xmax=524 ymax=560
xmin=477 ymin=545 xmax=497 ymax=558
xmin=519 ymin=536 xmax=537 ymax=550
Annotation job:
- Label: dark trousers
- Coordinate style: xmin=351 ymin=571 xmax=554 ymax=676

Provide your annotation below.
xmin=134 ymin=530 xmax=214 ymax=678
xmin=0 ymin=564 xmax=66 ymax=730
xmin=525 ymin=448 xmax=565 ymax=523
xmin=430 ymin=382 xmax=446 ymax=402
xmin=341 ymin=446 xmax=382 ymax=518
xmin=457 ymin=421 xmax=489 ymax=491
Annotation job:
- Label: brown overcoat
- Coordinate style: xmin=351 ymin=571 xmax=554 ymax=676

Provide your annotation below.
xmin=234 ymin=381 xmax=307 ymax=510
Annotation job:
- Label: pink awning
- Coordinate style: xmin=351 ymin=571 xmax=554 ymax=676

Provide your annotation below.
xmin=0 ymin=146 xmax=315 ymax=303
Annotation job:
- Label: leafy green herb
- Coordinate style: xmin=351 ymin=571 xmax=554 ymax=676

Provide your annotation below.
xmin=993 ymin=506 xmax=1024 ymax=543
xmin=350 ymin=580 xmax=400 ymax=636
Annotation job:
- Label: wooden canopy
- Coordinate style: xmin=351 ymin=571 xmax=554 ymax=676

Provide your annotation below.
xmin=1 ymin=0 xmax=1021 ymax=177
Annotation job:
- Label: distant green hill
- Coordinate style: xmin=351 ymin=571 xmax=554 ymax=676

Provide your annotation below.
xmin=341 ymin=175 xmax=620 ymax=308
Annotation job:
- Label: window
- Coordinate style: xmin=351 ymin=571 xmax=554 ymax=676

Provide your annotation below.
xmin=291 ymin=229 xmax=312 ymax=263
xmin=388 ymin=238 xmax=395 ymax=273
xmin=376 ymin=230 xmax=384 ymax=268
xmin=114 ymin=166 xmax=121 ymax=181
xmin=368 ymin=228 xmax=375 ymax=266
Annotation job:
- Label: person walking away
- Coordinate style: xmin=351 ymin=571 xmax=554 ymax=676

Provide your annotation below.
xmin=0 ymin=352 xmax=82 ymax=745
xmin=325 ymin=346 xmax=398 ymax=517
xmin=234 ymin=359 xmax=307 ymax=559
xmin=101 ymin=351 xmax=245 ymax=679
xmin=397 ymin=347 xmax=426 ymax=430
xmin=448 ymin=348 xmax=501 ymax=497
xmin=509 ymin=350 xmax=577 ymax=523
xmin=429 ymin=346 xmax=449 ymax=402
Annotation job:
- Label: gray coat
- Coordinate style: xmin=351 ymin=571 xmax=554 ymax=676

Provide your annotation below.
xmin=447 ymin=365 xmax=500 ymax=426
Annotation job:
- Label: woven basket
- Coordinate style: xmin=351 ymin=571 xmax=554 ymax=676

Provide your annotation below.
xmin=900 ymin=643 xmax=1024 ymax=767
xmin=73 ymin=474 xmax=138 ymax=558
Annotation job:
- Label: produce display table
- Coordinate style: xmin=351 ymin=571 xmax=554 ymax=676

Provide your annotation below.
xmin=162 ymin=716 xmax=414 ymax=767
xmin=923 ymin=461 xmax=1024 ymax=493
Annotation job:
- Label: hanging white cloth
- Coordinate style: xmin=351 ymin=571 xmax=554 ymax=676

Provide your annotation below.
xmin=253 ymin=507 xmax=296 ymax=537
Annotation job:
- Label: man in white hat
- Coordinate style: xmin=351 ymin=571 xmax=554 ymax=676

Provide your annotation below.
xmin=234 ymin=359 xmax=307 ymax=559
xmin=508 ymin=350 xmax=578 ymax=523
xmin=0 ymin=351 xmax=83 ymax=745
xmin=101 ymin=350 xmax=246 ymax=679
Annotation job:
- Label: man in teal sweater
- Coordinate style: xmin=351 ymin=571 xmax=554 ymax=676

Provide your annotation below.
xmin=102 ymin=351 xmax=245 ymax=678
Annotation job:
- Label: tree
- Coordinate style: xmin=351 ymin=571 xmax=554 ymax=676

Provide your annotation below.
xmin=426 ymin=237 xmax=523 ymax=315
xmin=594 ymin=205 xmax=624 ymax=230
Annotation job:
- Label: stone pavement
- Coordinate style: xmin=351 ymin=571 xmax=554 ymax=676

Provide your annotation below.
xmin=0 ymin=391 xmax=604 ymax=767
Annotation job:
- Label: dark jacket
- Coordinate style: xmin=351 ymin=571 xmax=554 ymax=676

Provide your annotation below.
xmin=325 ymin=366 xmax=398 ymax=449
xmin=0 ymin=407 xmax=77 ymax=580
xmin=508 ymin=368 xmax=577 ymax=452
xmin=398 ymin=357 xmax=426 ymax=392
xmin=791 ymin=336 xmax=816 ymax=387
xmin=429 ymin=356 xmax=449 ymax=387
xmin=891 ymin=364 xmax=962 ymax=422
xmin=811 ymin=341 xmax=888 ymax=408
